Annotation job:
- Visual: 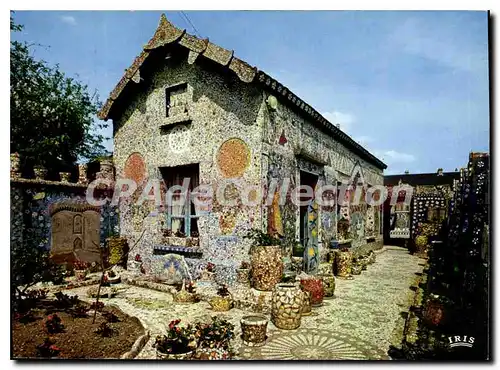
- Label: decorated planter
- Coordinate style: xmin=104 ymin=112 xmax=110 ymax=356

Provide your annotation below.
xmin=271 ymin=283 xmax=304 ymax=330
xmin=319 ymin=274 xmax=336 ymax=298
xmin=200 ymin=270 xmax=215 ymax=282
xmin=301 ymin=290 xmax=312 ymax=316
xmin=335 ymin=250 xmax=352 ymax=278
xmin=251 ymin=245 xmax=283 ymax=291
xmin=241 ymin=315 xmax=268 ymax=346
xmin=209 ymin=296 xmax=232 ymax=312
xmin=74 ymin=269 xmax=87 ymax=281
xmin=156 ymin=349 xmax=194 ymax=360
xmin=107 ymin=236 xmax=129 ymax=267
xmin=59 ymin=172 xmax=71 ymax=182
xmin=195 ymin=347 xmax=232 ymax=360
xmin=10 ymin=152 xmax=20 ymax=178
xmin=33 ymin=165 xmax=48 ymax=180
xmin=173 ymin=282 xmax=198 ymax=304
xmin=237 ymin=268 xmax=250 ymax=285
xmin=351 ymin=261 xmax=362 ymax=275
xmin=300 ymin=277 xmax=324 ymax=307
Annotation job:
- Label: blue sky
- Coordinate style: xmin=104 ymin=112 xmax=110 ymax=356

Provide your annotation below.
xmin=11 ymin=11 xmax=490 ymax=175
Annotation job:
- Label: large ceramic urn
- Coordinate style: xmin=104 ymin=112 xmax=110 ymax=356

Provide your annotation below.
xmin=319 ymin=274 xmax=336 ymax=299
xmin=251 ymin=245 xmax=283 ymax=291
xmin=271 ymin=283 xmax=304 ymax=330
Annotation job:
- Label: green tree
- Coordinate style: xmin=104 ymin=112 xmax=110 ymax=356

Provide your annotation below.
xmin=10 ymin=16 xmax=109 ymax=178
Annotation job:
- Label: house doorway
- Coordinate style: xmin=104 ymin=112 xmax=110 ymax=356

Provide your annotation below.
xmin=299 ymin=170 xmax=319 ymax=248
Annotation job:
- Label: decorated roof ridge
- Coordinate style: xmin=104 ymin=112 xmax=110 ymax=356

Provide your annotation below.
xmin=98 ymin=13 xmax=386 ymax=170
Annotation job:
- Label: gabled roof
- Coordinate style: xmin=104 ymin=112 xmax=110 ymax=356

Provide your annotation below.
xmin=99 ymin=14 xmax=387 ymax=170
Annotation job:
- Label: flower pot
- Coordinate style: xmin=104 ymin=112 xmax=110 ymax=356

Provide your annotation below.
xmin=59 ymin=172 xmax=71 ymax=182
xmin=209 ymin=296 xmax=232 ymax=312
xmin=33 ymin=166 xmax=48 ymax=180
xmin=237 ymin=268 xmax=250 ymax=285
xmin=74 ymin=269 xmax=87 ymax=281
xmin=251 ymin=245 xmax=283 ymax=291
xmin=78 ymin=163 xmax=88 ymax=185
xmin=241 ymin=315 xmax=268 ymax=346
xmin=423 ymin=299 xmax=444 ymax=326
xmin=335 ymin=250 xmax=352 ymax=277
xmin=301 ymin=290 xmax=312 ymax=316
xmin=319 ymin=274 xmax=336 ymax=298
xmin=271 ymin=283 xmax=304 ymax=330
xmin=156 ymin=349 xmax=194 ymax=360
xmin=300 ymin=277 xmax=324 ymax=307
xmin=173 ymin=282 xmax=198 ymax=304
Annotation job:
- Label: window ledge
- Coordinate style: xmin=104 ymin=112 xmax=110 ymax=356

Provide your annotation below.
xmin=160 ymin=112 xmax=192 ymax=129
xmin=163 ymin=236 xmax=199 ymax=248
xmin=153 ymin=245 xmax=202 ymax=256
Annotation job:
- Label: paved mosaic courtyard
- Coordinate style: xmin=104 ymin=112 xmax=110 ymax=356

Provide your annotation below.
xmin=62 ymin=246 xmax=425 ymax=360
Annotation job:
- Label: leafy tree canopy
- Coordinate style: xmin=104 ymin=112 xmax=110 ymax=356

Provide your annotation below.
xmin=10 ymin=15 xmax=109 ymax=177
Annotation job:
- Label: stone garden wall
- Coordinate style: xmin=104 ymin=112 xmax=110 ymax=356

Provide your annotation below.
xmin=10 ymin=178 xmax=118 ymax=265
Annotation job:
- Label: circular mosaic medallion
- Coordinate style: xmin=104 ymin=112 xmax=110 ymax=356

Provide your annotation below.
xmin=124 ymin=152 xmax=146 ymax=185
xmin=216 ymin=138 xmax=251 ymax=178
xmin=169 ymin=125 xmax=191 ymax=153
xmin=238 ymin=328 xmax=388 ymax=360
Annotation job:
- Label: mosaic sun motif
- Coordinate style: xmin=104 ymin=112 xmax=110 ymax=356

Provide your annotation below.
xmin=239 ymin=328 xmax=388 ymax=360
xmin=216 ymin=138 xmax=251 ymax=178
xmin=168 ymin=124 xmax=191 ymax=153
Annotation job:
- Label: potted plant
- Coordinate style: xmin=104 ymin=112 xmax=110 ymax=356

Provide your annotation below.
xmin=130 ymin=254 xmax=142 ymax=272
xmin=73 ymin=260 xmax=90 ymax=281
xmin=209 ymin=284 xmax=232 ymax=312
xmin=173 ymin=280 xmax=199 ymax=304
xmin=154 ymin=319 xmax=198 ymax=360
xmin=245 ymin=229 xmax=283 ymax=291
xmin=194 ymin=316 xmax=235 ymax=360
xmin=33 ymin=164 xmax=48 ymax=180
xmin=237 ymin=261 xmax=250 ymax=285
xmin=271 ymin=283 xmax=304 ymax=330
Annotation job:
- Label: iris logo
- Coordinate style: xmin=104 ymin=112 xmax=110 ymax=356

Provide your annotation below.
xmin=448 ymin=335 xmax=475 ymax=348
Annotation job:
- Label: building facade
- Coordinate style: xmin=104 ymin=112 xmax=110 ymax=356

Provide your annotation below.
xmin=99 ymin=14 xmax=386 ymax=279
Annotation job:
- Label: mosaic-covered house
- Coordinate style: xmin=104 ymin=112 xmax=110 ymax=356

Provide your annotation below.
xmin=98 ymin=14 xmax=387 ymax=280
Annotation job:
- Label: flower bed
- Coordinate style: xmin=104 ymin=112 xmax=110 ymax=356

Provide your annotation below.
xmin=12 ymin=298 xmax=145 ymax=359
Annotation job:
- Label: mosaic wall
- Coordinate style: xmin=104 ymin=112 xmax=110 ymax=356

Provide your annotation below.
xmin=112 ymin=52 xmax=384 ymax=277
xmin=10 ymin=181 xmax=118 ymax=257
